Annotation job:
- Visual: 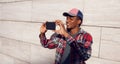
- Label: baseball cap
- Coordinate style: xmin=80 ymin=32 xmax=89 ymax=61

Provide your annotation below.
xmin=63 ymin=8 xmax=83 ymax=21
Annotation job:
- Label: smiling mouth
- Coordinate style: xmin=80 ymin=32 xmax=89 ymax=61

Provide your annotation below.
xmin=66 ymin=23 xmax=70 ymax=26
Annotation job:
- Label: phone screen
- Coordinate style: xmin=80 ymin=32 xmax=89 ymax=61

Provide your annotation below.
xmin=46 ymin=22 xmax=56 ymax=30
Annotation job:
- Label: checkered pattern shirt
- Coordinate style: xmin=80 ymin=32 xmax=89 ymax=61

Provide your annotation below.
xmin=39 ymin=29 xmax=93 ymax=64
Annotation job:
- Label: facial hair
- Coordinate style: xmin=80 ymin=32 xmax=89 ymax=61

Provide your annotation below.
xmin=67 ymin=28 xmax=71 ymax=32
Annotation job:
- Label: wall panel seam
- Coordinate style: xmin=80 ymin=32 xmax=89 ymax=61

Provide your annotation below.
xmin=0 ymin=0 xmax=32 ymax=4
xmin=0 ymin=52 xmax=30 ymax=63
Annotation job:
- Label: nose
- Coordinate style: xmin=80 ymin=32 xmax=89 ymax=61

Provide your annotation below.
xmin=66 ymin=20 xmax=69 ymax=24
xmin=66 ymin=16 xmax=71 ymax=24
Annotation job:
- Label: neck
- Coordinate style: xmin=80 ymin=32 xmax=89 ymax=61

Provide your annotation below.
xmin=70 ymin=27 xmax=80 ymax=35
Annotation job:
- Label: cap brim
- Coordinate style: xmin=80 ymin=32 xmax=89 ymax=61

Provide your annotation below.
xmin=63 ymin=12 xmax=76 ymax=17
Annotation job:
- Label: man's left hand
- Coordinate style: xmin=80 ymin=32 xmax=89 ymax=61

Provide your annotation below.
xmin=53 ymin=20 xmax=69 ymax=37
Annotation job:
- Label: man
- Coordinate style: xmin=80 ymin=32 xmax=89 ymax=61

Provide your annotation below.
xmin=39 ymin=8 xmax=93 ymax=64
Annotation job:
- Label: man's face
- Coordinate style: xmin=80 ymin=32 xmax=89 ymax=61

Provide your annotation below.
xmin=66 ymin=16 xmax=81 ymax=29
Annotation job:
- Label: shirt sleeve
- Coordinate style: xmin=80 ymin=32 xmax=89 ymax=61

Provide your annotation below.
xmin=66 ymin=33 xmax=93 ymax=57
xmin=39 ymin=33 xmax=58 ymax=49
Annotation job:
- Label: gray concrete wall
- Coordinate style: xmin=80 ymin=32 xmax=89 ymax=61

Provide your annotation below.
xmin=0 ymin=0 xmax=120 ymax=64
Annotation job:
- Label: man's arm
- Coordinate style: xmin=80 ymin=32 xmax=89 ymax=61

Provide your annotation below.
xmin=39 ymin=33 xmax=58 ymax=49
xmin=39 ymin=22 xmax=58 ymax=49
xmin=66 ymin=33 xmax=93 ymax=48
xmin=65 ymin=33 xmax=93 ymax=60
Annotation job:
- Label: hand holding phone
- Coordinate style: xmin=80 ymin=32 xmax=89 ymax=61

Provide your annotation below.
xmin=46 ymin=22 xmax=56 ymax=30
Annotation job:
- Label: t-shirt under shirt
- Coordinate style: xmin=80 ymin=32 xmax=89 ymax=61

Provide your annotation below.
xmin=61 ymin=32 xmax=79 ymax=64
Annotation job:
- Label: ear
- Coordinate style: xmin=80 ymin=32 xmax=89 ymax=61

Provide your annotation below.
xmin=77 ymin=20 xmax=81 ymax=25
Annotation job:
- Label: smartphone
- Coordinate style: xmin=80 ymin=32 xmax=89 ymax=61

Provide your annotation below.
xmin=46 ymin=22 xmax=56 ymax=30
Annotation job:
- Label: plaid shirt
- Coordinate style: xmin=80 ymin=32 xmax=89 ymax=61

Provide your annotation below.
xmin=39 ymin=28 xmax=93 ymax=64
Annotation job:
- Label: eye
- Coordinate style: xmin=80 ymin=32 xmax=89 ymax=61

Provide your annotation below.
xmin=66 ymin=16 xmax=74 ymax=21
xmin=70 ymin=17 xmax=74 ymax=20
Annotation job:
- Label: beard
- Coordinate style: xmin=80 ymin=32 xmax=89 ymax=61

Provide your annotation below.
xmin=67 ymin=28 xmax=72 ymax=32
